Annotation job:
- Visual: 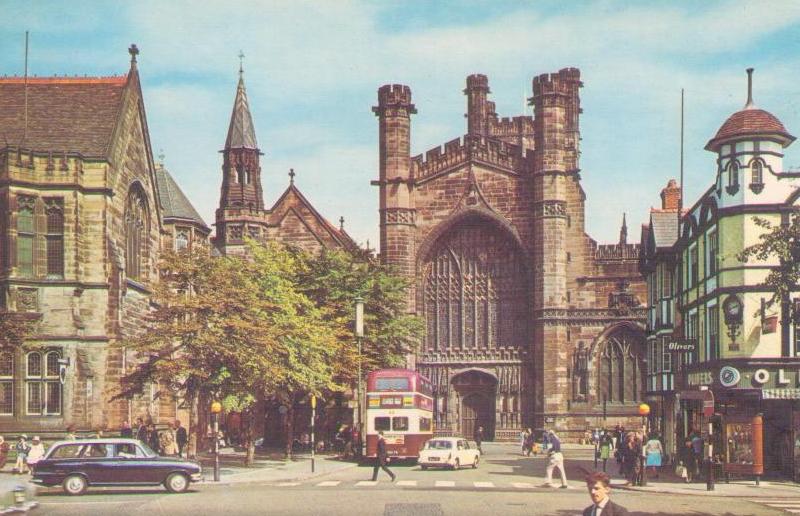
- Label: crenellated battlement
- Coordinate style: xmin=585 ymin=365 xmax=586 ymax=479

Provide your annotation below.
xmin=532 ymin=67 xmax=582 ymax=97
xmin=411 ymin=134 xmax=530 ymax=180
xmin=595 ymin=243 xmax=641 ymax=262
xmin=489 ymin=116 xmax=535 ymax=138
xmin=377 ymin=83 xmax=414 ymax=107
xmin=465 ymin=74 xmax=489 ymax=91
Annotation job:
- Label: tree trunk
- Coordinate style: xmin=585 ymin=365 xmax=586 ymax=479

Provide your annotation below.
xmin=243 ymin=407 xmax=256 ymax=467
xmin=285 ymin=402 xmax=294 ymax=460
xmin=187 ymin=391 xmax=199 ymax=460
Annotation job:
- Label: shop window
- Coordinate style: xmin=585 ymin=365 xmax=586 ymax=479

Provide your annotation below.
xmin=45 ymin=199 xmax=64 ymax=277
xmin=0 ymin=351 xmax=13 ymax=415
xmin=16 ymin=196 xmax=35 ymax=277
xmin=26 ymin=350 xmax=62 ymax=416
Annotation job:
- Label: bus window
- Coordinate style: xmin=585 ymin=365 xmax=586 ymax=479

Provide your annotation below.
xmin=376 ymin=378 xmax=410 ymax=391
xmin=392 ymin=417 xmax=409 ymax=431
xmin=420 ymin=417 xmax=432 ymax=432
xmin=375 ymin=417 xmax=391 ymax=431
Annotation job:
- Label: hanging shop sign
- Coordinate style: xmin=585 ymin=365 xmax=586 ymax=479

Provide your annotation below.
xmin=667 ymin=338 xmax=696 ymax=353
xmin=688 ymin=362 xmax=800 ymax=391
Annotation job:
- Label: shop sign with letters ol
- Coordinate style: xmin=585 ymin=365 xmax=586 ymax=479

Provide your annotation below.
xmin=719 ymin=366 xmax=741 ymax=387
xmin=667 ymin=338 xmax=696 ymax=352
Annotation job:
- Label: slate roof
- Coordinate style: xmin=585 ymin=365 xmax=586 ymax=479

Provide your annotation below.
xmin=155 ymin=165 xmax=210 ymax=232
xmin=650 ymin=211 xmax=679 ymax=249
xmin=706 ymin=107 xmax=794 ymax=151
xmin=224 ymin=75 xmax=258 ymax=150
xmin=0 ymin=76 xmax=128 ymax=157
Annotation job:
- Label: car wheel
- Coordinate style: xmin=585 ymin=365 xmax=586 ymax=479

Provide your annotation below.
xmin=452 ymin=458 xmax=460 ymax=470
xmin=63 ymin=474 xmax=87 ymax=496
xmin=472 ymin=456 xmax=479 ymax=469
xmin=421 ymin=465 xmax=428 ymax=470
xmin=165 ymin=472 xmax=189 ymax=493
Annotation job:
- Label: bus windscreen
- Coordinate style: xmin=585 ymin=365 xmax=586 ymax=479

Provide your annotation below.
xmin=375 ymin=377 xmax=410 ymax=391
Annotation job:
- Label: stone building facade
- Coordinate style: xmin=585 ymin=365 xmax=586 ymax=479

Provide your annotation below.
xmin=0 ymin=47 xmax=208 ymax=434
xmin=374 ymin=70 xmax=648 ymax=440
xmin=212 ymin=71 xmax=355 ymax=256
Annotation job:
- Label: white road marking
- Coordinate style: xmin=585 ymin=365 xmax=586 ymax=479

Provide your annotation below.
xmin=474 ymin=481 xmax=494 ymax=488
xmin=41 ymin=501 xmax=140 ymax=506
xmin=356 ymin=481 xmax=378 ymax=486
xmin=765 ymin=504 xmax=800 ymax=508
xmin=275 ymin=482 xmax=300 ymax=487
xmin=435 ymin=480 xmax=455 ymax=487
xmin=396 ymin=480 xmax=417 ymax=486
xmin=316 ymin=480 xmax=341 ymax=487
xmin=512 ymin=482 xmax=535 ymax=489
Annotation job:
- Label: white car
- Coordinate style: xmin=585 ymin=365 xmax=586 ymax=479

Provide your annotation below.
xmin=418 ymin=437 xmax=480 ymax=470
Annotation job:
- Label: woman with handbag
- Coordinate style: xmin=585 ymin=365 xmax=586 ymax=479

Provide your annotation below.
xmin=644 ymin=433 xmax=664 ymax=479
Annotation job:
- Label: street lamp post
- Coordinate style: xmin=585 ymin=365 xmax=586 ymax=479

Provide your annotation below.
xmin=310 ymin=395 xmax=316 ymax=473
xmin=638 ymin=403 xmax=650 ymax=487
xmin=354 ymin=297 xmax=364 ymax=458
xmin=210 ymin=401 xmax=222 ymax=482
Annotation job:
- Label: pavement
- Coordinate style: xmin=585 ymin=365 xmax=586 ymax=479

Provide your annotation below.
xmin=195 ymin=448 xmax=358 ymax=484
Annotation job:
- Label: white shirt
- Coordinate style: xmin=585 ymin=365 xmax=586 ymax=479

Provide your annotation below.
xmin=592 ymin=497 xmax=609 ymax=516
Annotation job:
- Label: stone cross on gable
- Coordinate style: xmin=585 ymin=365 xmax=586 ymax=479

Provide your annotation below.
xmin=288 ymin=168 xmax=295 ymax=184
xmin=128 ymin=44 xmax=139 ymax=64
xmin=238 ymin=50 xmax=245 ymax=75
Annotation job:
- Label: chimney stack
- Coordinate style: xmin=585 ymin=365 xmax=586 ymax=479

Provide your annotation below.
xmin=660 ymin=179 xmax=681 ymax=211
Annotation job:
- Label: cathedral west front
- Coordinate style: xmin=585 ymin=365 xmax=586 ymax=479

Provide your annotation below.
xmin=374 ymin=69 xmax=648 ymax=440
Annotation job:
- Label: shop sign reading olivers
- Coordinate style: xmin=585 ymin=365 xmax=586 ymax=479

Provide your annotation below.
xmin=687 ymin=360 xmax=800 ymax=393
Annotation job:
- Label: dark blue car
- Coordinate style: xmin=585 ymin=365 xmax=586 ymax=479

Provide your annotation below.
xmin=32 ymin=438 xmax=202 ymax=495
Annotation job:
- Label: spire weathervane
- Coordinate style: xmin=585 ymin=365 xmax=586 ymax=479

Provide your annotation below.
xmin=339 ymin=216 xmax=345 ymax=231
xmin=238 ymin=50 xmax=245 ymax=77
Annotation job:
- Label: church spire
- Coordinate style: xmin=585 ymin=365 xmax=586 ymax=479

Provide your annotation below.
xmin=224 ymin=62 xmax=258 ymax=150
xmin=619 ymin=213 xmax=628 ymax=245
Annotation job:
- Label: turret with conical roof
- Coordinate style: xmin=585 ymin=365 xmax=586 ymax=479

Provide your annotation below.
xmin=218 ymin=66 xmax=264 ymax=212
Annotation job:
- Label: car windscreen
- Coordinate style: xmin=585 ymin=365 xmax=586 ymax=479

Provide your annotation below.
xmin=424 ymin=440 xmax=452 ymax=450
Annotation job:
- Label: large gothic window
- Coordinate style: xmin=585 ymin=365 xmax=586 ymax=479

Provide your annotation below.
xmin=422 ymin=217 xmax=529 ymax=352
xmin=125 ymin=185 xmax=149 ymax=281
xmin=598 ymin=328 xmax=645 ymax=403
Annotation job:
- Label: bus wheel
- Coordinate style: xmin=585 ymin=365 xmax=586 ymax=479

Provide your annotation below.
xmin=452 ymin=458 xmax=460 ymax=470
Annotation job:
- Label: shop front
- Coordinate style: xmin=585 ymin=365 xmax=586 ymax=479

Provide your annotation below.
xmin=684 ymin=359 xmax=800 ymax=481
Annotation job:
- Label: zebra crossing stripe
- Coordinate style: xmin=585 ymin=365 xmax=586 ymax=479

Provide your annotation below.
xmin=435 ymin=481 xmax=455 ymax=487
xmin=474 ymin=482 xmax=494 ymax=488
xmin=276 ymin=482 xmax=300 ymax=487
xmin=512 ymin=482 xmax=535 ymax=489
xmin=396 ymin=480 xmax=417 ymax=486
xmin=356 ymin=481 xmax=378 ymax=487
xmin=316 ymin=481 xmax=340 ymax=487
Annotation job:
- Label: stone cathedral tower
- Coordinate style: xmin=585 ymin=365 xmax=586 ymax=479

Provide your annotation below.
xmin=375 ymin=69 xmax=647 ymax=441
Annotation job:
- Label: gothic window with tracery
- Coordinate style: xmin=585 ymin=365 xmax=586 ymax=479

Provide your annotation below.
xmin=125 ymin=185 xmax=149 ymax=281
xmin=422 ymin=218 xmax=528 ymax=352
xmin=598 ymin=328 xmax=644 ymax=403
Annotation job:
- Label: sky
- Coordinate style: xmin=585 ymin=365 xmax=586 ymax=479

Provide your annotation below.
xmin=2 ymin=0 xmax=800 ymax=248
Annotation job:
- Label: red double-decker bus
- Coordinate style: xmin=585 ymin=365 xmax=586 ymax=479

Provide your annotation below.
xmin=365 ymin=369 xmax=433 ymax=459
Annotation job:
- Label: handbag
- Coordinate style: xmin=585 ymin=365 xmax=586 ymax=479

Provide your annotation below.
xmin=675 ymin=462 xmax=688 ymax=479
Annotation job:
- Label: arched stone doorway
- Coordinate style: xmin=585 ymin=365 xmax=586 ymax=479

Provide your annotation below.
xmin=453 ymin=370 xmax=497 ymax=440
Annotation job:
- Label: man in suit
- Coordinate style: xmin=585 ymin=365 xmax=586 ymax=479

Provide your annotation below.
xmin=474 ymin=426 xmax=484 ymax=454
xmin=583 ymin=471 xmax=629 ymax=516
xmin=371 ymin=431 xmax=396 ymax=482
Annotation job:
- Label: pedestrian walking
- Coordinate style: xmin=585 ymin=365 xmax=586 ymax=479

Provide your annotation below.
xmin=65 ymin=424 xmax=77 ymax=441
xmin=120 ymin=420 xmax=133 ymax=438
xmin=26 ymin=436 xmax=45 ymax=471
xmin=135 ymin=418 xmax=148 ymax=443
xmin=524 ymin=428 xmax=536 ymax=456
xmin=583 ymin=471 xmax=629 ymax=516
xmin=148 ymin=424 xmax=161 ymax=455
xmin=371 ymin=431 xmax=395 ymax=482
xmin=0 ymin=436 xmax=10 ymax=471
xmin=644 ymin=432 xmax=663 ymax=479
xmin=520 ymin=428 xmax=528 ymax=455
xmin=14 ymin=435 xmax=29 ymax=474
xmin=679 ymin=438 xmax=694 ymax=483
xmin=599 ymin=431 xmax=613 ymax=472
xmin=690 ymin=430 xmax=704 ymax=480
xmin=543 ymin=430 xmax=569 ymax=488
xmin=622 ymin=433 xmax=641 ymax=486
xmin=175 ymin=420 xmax=188 ymax=458
xmin=474 ymin=425 xmax=484 ymax=454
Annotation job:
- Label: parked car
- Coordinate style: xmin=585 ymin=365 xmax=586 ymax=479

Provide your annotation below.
xmin=31 ymin=438 xmax=202 ymax=495
xmin=418 ymin=437 xmax=480 ymax=470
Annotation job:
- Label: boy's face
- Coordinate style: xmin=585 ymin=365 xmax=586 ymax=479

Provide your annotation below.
xmin=588 ymin=481 xmax=610 ymax=504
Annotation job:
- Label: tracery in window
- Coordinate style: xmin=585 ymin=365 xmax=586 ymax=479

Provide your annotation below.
xmin=45 ymin=198 xmax=64 ymax=277
xmin=422 ymin=217 xmax=529 ymax=352
xmin=16 ymin=196 xmax=35 ymax=277
xmin=125 ymin=185 xmax=149 ymax=281
xmin=598 ymin=328 xmax=645 ymax=403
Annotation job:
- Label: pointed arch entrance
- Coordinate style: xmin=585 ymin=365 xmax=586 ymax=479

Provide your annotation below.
xmin=452 ymin=370 xmax=497 ymax=441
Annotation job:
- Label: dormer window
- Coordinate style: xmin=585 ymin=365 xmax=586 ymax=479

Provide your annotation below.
xmin=725 ymin=161 xmax=740 ymax=195
xmin=750 ymin=160 xmax=764 ymax=194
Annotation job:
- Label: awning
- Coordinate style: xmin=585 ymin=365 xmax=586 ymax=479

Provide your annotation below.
xmin=678 ymin=389 xmax=714 ymax=417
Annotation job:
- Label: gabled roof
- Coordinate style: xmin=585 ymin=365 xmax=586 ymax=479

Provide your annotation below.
xmin=224 ymin=75 xmax=258 ymax=150
xmin=155 ymin=165 xmax=210 ymax=233
xmin=0 ymin=76 xmax=128 ymax=157
xmin=649 ymin=211 xmax=679 ymax=249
